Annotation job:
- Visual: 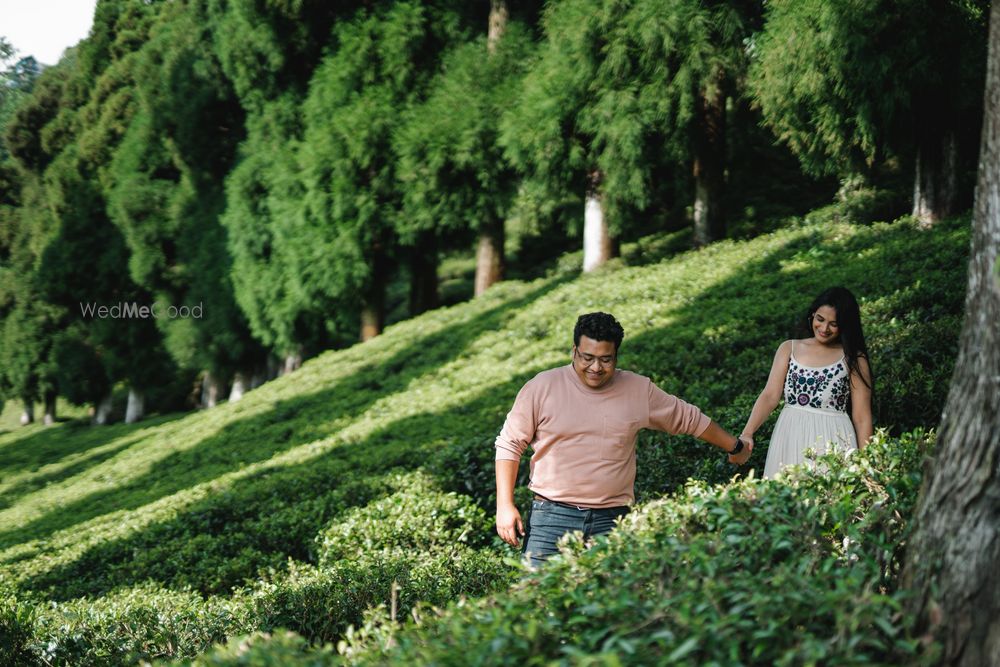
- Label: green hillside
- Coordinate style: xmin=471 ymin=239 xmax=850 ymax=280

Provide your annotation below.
xmin=0 ymin=213 xmax=969 ymax=665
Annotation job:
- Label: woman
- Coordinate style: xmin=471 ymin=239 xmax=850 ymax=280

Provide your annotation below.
xmin=741 ymin=287 xmax=873 ymax=478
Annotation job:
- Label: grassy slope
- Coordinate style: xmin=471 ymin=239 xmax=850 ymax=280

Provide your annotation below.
xmin=0 ymin=214 xmax=970 ymax=659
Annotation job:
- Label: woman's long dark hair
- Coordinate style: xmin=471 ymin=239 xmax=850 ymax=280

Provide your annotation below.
xmin=802 ymin=287 xmax=873 ymax=391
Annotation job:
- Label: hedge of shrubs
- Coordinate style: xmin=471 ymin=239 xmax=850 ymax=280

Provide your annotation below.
xmin=339 ymin=430 xmax=935 ymax=665
xmin=165 ymin=429 xmax=934 ymax=665
xmin=0 ymin=212 xmax=969 ymax=665
xmin=0 ymin=476 xmax=510 ymax=665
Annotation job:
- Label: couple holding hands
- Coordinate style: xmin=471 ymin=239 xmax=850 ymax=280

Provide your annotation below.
xmin=495 ymin=288 xmax=873 ymax=567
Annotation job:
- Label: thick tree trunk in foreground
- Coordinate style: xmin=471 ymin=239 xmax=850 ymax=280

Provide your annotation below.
xmin=912 ymin=129 xmax=958 ymax=226
xmin=583 ymin=170 xmax=614 ymax=272
xmin=93 ymin=393 xmax=113 ymax=425
xmin=692 ymin=82 xmax=727 ymax=246
xmin=125 ymin=387 xmax=145 ymax=424
xmin=20 ymin=399 xmax=33 ymax=426
xmin=902 ymin=6 xmax=1000 ymax=664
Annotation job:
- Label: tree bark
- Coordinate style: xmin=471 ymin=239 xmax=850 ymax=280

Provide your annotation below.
xmin=912 ymin=130 xmax=958 ymax=227
xmin=360 ymin=243 xmax=388 ymax=342
xmin=475 ymin=217 xmax=505 ymax=296
xmin=228 ymin=372 xmax=248 ymax=403
xmin=200 ymin=371 xmax=221 ymax=409
xmin=281 ymin=351 xmax=302 ymax=375
xmin=692 ymin=81 xmax=727 ymax=246
xmin=125 ymin=387 xmax=145 ymax=424
xmin=42 ymin=391 xmax=56 ymax=426
xmin=901 ymin=6 xmax=1000 ymax=664
xmin=20 ymin=399 xmax=33 ymax=426
xmin=93 ymin=392 xmax=113 ymax=425
xmin=409 ymin=230 xmax=439 ymax=316
xmin=473 ymin=0 xmax=509 ymax=297
xmin=583 ymin=170 xmax=614 ymax=272
xmin=488 ymin=0 xmax=508 ymax=55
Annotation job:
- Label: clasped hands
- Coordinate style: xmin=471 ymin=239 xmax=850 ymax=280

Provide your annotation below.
xmin=728 ymin=435 xmax=753 ymax=465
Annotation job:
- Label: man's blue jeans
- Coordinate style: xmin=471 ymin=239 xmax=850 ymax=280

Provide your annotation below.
xmin=523 ymin=498 xmax=629 ymax=568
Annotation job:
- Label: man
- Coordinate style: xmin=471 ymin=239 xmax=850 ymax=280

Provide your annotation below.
xmin=495 ymin=312 xmax=752 ymax=567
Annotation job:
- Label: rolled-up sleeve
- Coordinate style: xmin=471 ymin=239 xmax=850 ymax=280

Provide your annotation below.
xmin=495 ymin=381 xmax=538 ymax=461
xmin=647 ymin=382 xmax=711 ymax=437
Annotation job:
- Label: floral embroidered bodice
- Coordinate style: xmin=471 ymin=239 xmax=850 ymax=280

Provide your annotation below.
xmin=784 ymin=353 xmax=850 ymax=412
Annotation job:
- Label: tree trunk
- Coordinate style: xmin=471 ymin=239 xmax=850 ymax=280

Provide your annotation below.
xmin=692 ymin=81 xmax=727 ymax=246
xmin=472 ymin=1 xmax=510 ymax=296
xmin=488 ymin=0 xmax=508 ymax=54
xmin=20 ymin=399 xmax=34 ymax=426
xmin=583 ymin=170 xmax=614 ymax=272
xmin=901 ymin=6 xmax=1000 ymax=664
xmin=42 ymin=391 xmax=56 ymax=426
xmin=93 ymin=392 xmax=113 ymax=425
xmin=125 ymin=387 xmax=145 ymax=424
xmin=250 ymin=360 xmax=270 ymax=389
xmin=409 ymin=231 xmax=438 ymax=316
xmin=360 ymin=243 xmax=388 ymax=342
xmin=200 ymin=371 xmax=221 ymax=409
xmin=280 ymin=352 xmax=301 ymax=375
xmin=912 ymin=130 xmax=958 ymax=227
xmin=474 ymin=218 xmax=505 ymax=296
xmin=228 ymin=372 xmax=248 ymax=403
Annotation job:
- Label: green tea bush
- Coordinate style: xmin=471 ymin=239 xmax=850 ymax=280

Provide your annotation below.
xmin=17 ymin=474 xmax=507 ymax=665
xmin=0 ymin=590 xmax=36 ymax=666
xmin=247 ymin=549 xmax=512 ymax=646
xmin=164 ymin=631 xmax=336 ymax=666
xmin=22 ymin=545 xmax=514 ymax=666
xmin=316 ymin=471 xmax=492 ymax=565
xmin=29 ymin=586 xmax=252 ymax=665
xmin=342 ymin=430 xmax=933 ymax=666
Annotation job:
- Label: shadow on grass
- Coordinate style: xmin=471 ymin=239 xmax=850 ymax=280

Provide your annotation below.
xmin=0 ymin=275 xmax=572 ymax=550
xmin=0 ymin=415 xmax=188 ymax=510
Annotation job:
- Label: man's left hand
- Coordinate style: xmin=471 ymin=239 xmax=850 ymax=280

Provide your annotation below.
xmin=728 ymin=436 xmax=753 ymax=465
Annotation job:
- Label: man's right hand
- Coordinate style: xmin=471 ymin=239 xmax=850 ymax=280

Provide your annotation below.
xmin=496 ymin=503 xmax=525 ymax=547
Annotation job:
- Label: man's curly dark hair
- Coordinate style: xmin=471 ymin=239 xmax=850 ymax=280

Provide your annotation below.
xmin=573 ymin=312 xmax=625 ymax=350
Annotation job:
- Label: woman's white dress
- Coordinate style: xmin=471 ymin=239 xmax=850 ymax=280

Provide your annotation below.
xmin=763 ymin=345 xmax=858 ymax=478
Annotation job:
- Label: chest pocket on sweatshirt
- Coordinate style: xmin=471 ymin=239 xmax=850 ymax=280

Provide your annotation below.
xmin=602 ymin=417 xmax=639 ymax=461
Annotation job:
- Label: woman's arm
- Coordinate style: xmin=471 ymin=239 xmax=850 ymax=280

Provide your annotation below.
xmin=850 ymin=356 xmax=873 ymax=448
xmin=741 ymin=341 xmax=792 ymax=441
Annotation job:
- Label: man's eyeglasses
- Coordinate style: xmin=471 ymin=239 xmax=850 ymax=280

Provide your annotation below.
xmin=575 ymin=350 xmax=617 ymax=367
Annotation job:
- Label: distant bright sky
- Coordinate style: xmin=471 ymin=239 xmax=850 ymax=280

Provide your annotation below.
xmin=1 ymin=0 xmax=98 ymax=66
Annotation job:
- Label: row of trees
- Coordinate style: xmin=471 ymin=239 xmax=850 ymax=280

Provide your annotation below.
xmin=0 ymin=0 xmax=990 ymax=424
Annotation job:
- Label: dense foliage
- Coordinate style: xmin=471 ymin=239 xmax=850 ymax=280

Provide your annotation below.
xmin=0 ymin=212 xmax=969 ymax=664
xmin=340 ymin=430 xmax=934 ymax=666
